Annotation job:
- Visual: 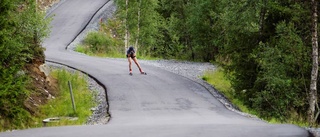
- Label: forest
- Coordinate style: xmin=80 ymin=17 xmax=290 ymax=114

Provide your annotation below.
xmin=109 ymin=0 xmax=320 ymax=125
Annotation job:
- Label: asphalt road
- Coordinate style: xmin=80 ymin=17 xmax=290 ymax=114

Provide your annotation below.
xmin=1 ymin=0 xmax=311 ymax=137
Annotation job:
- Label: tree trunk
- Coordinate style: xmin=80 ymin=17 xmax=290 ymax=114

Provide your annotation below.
xmin=308 ymin=0 xmax=318 ymax=125
xmin=259 ymin=0 xmax=267 ymax=42
xmin=125 ymin=0 xmax=129 ymax=52
xmin=135 ymin=0 xmax=141 ymax=51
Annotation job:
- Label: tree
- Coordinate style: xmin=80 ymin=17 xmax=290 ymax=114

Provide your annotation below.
xmin=217 ymin=0 xmax=314 ymax=121
xmin=308 ymin=0 xmax=318 ymax=125
xmin=116 ymin=0 xmax=161 ymax=56
xmin=0 ymin=0 xmax=50 ymax=129
xmin=125 ymin=0 xmax=129 ymax=51
xmin=134 ymin=0 xmax=141 ymax=48
xmin=217 ymin=0 xmax=262 ymax=102
xmin=186 ymin=0 xmax=221 ymax=61
xmin=154 ymin=0 xmax=193 ymax=59
xmin=113 ymin=0 xmax=319 ymax=123
xmin=253 ymin=22 xmax=309 ymax=119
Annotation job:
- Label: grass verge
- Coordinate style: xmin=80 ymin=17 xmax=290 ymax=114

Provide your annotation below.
xmin=35 ymin=69 xmax=95 ymax=127
xmin=202 ymin=68 xmax=257 ymax=116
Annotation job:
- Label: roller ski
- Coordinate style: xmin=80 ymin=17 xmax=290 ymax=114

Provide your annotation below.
xmin=129 ymin=71 xmax=147 ymax=76
xmin=141 ymin=72 xmax=147 ymax=75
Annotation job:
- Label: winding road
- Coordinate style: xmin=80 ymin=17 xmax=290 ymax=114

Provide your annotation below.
xmin=1 ymin=0 xmax=310 ymax=137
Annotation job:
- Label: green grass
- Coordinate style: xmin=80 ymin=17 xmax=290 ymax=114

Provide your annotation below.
xmin=35 ymin=69 xmax=95 ymax=127
xmin=202 ymin=68 xmax=257 ymax=116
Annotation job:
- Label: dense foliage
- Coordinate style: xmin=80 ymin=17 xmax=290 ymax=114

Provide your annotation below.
xmin=0 ymin=0 xmax=50 ymax=130
xmin=113 ymin=0 xmax=319 ymax=123
xmin=76 ymin=21 xmax=124 ymax=57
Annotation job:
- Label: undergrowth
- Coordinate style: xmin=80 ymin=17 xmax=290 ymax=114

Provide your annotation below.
xmin=75 ymin=31 xmax=124 ymax=58
xmin=202 ymin=68 xmax=309 ymax=127
xmin=76 ymin=18 xmax=124 ymax=58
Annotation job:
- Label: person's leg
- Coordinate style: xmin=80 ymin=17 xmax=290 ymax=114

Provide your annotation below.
xmin=132 ymin=57 xmax=144 ymax=73
xmin=128 ymin=57 xmax=132 ymax=73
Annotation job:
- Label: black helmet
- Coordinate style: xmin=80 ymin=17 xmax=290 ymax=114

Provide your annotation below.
xmin=129 ymin=46 xmax=134 ymax=51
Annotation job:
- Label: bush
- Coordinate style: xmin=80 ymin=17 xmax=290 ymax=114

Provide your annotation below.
xmin=76 ymin=18 xmax=125 ymax=58
xmin=77 ymin=31 xmax=123 ymax=57
xmin=250 ymin=22 xmax=309 ymax=121
xmin=0 ymin=69 xmax=32 ymax=130
xmin=84 ymin=32 xmax=110 ymax=52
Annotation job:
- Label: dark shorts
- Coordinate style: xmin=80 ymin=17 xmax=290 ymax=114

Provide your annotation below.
xmin=127 ymin=54 xmax=136 ymax=58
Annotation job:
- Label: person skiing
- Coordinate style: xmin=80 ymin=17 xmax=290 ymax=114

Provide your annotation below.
xmin=126 ymin=46 xmax=146 ymax=75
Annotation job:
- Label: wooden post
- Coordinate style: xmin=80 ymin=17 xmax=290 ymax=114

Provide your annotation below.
xmin=68 ymin=81 xmax=76 ymax=113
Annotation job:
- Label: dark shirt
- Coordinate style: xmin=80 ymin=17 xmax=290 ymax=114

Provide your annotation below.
xmin=127 ymin=46 xmax=135 ymax=58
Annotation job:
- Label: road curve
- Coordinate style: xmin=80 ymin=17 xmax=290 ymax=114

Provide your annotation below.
xmin=1 ymin=0 xmax=310 ymax=137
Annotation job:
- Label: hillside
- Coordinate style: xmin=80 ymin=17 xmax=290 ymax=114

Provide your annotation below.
xmin=23 ymin=0 xmax=60 ymax=119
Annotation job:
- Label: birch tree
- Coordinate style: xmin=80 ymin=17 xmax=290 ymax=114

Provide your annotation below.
xmin=134 ymin=0 xmax=141 ymax=49
xmin=308 ymin=0 xmax=318 ymax=125
xmin=125 ymin=0 xmax=129 ymax=51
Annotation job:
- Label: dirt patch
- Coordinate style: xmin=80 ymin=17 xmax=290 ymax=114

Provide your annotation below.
xmin=24 ymin=58 xmax=58 ymax=116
